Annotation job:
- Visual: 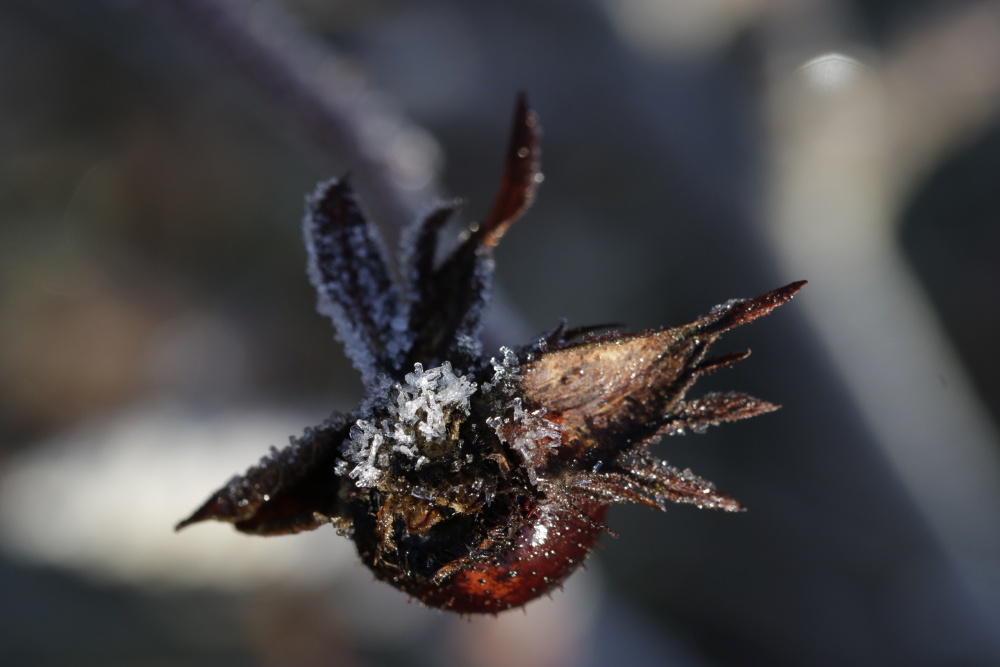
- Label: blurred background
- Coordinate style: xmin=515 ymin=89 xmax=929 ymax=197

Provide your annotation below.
xmin=2 ymin=0 xmax=1000 ymax=665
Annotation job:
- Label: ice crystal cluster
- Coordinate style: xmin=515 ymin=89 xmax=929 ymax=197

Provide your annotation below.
xmin=340 ymin=362 xmax=477 ymax=487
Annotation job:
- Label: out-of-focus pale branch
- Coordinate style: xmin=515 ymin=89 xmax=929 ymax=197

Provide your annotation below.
xmin=886 ymin=2 xmax=1000 ymax=214
xmin=763 ymin=1 xmax=1000 ymax=581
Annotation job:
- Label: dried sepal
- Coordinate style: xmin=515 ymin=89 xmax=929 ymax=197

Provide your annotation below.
xmin=568 ymin=457 xmax=742 ymax=513
xmin=694 ymin=350 xmax=752 ymax=375
xmin=400 ymin=201 xmax=460 ymax=301
xmin=694 ymin=281 xmax=806 ymax=335
xmin=304 ymin=177 xmax=407 ymax=385
xmin=475 ymin=92 xmax=541 ymax=248
xmin=670 ymin=391 xmax=780 ymax=434
xmin=176 ymin=414 xmax=353 ymax=535
xmin=405 ymin=93 xmax=541 ymax=368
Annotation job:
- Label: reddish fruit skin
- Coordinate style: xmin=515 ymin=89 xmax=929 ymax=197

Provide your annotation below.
xmin=399 ymin=501 xmax=608 ymax=613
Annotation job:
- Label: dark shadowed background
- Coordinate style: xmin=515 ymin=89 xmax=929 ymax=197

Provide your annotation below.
xmin=3 ymin=1 xmax=1000 ymax=666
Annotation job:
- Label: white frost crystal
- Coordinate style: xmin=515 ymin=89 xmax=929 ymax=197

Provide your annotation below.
xmin=343 ymin=362 xmax=477 ymax=488
xmin=482 ymin=345 xmax=522 ymax=392
xmin=489 ymin=398 xmax=563 ymax=486
xmin=485 ymin=348 xmax=563 ymax=485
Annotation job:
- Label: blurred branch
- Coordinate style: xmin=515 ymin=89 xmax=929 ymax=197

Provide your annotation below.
xmin=763 ymin=1 xmax=1000 ymax=579
xmin=163 ymin=0 xmax=440 ymax=242
xmin=162 ymin=0 xmax=531 ymax=351
xmin=886 ymin=2 xmax=1000 ymax=210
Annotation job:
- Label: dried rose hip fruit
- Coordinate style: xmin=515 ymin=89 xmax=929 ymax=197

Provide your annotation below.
xmin=177 ymin=95 xmax=804 ymax=613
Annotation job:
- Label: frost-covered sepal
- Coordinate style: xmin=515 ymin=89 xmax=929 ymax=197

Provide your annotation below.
xmin=668 ymin=391 xmax=780 ymax=435
xmin=175 ymin=414 xmax=354 ymax=536
xmin=304 ymin=177 xmax=408 ymax=385
xmin=399 ymin=201 xmax=459 ymax=304
xmin=568 ymin=454 xmax=743 ymax=512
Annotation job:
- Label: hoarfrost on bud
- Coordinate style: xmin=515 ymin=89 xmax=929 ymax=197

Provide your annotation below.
xmin=490 ymin=396 xmax=564 ymax=486
xmin=483 ymin=346 xmax=522 ymax=392
xmin=341 ymin=362 xmax=477 ymax=487
xmin=346 ymin=421 xmax=386 ymax=487
xmin=483 ymin=346 xmax=563 ymax=485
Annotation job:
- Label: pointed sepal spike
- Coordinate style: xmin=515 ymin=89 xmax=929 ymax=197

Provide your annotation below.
xmin=568 ymin=460 xmax=743 ymax=513
xmin=623 ymin=456 xmax=744 ymax=512
xmin=696 ymin=280 xmax=807 ymax=335
xmin=304 ymin=176 xmax=407 ymax=385
xmin=175 ymin=416 xmax=353 ymax=536
xmin=695 ymin=350 xmax=752 ymax=375
xmin=671 ymin=392 xmax=780 ymax=433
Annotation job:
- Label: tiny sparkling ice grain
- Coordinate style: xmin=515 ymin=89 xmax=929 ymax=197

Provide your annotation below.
xmin=177 ymin=94 xmax=805 ymax=614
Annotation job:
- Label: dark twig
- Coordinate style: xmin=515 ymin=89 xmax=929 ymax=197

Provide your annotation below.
xmin=164 ymin=0 xmax=536 ymax=351
xmin=163 ymin=0 xmax=438 ymax=241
